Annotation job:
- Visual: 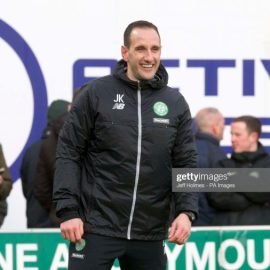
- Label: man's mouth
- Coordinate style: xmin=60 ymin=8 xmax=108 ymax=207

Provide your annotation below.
xmin=142 ymin=64 xmax=153 ymax=68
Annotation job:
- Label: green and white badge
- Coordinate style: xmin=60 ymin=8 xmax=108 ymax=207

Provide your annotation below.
xmin=153 ymin=101 xmax=169 ymax=116
xmin=75 ymin=238 xmax=86 ymax=251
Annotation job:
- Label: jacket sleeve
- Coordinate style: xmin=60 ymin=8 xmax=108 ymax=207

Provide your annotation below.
xmin=207 ymin=158 xmax=252 ymax=211
xmin=53 ymin=88 xmax=94 ymax=221
xmin=207 ymin=192 xmax=251 ymax=210
xmin=0 ymin=144 xmax=12 ymax=200
xmin=20 ymin=147 xmax=31 ymax=199
xmin=242 ymin=192 xmax=270 ymax=205
xmin=34 ymin=131 xmax=57 ymax=210
xmin=171 ymin=96 xmax=198 ymax=218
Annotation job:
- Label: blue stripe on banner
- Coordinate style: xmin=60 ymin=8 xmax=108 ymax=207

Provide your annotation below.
xmin=222 ymin=146 xmax=232 ymax=154
xmin=261 ymin=133 xmax=270 ymax=139
xmin=225 ymin=117 xmax=270 ymax=125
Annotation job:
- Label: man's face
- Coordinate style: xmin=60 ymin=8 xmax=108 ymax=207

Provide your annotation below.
xmin=231 ymin=121 xmax=257 ymax=153
xmin=121 ymin=27 xmax=161 ymax=81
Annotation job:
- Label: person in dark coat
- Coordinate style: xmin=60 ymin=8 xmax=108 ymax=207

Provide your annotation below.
xmin=33 ymin=113 xmax=67 ymax=226
xmin=0 ymin=144 xmax=12 ymax=227
xmin=208 ymin=115 xmax=270 ymax=225
xmin=193 ymin=107 xmax=227 ymax=226
xmin=53 ymin=20 xmax=198 ymax=270
xmin=34 ymin=89 xmax=82 ymax=227
xmin=20 ymin=99 xmax=69 ymax=228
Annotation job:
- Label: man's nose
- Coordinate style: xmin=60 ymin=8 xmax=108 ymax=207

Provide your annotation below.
xmin=144 ymin=50 xmax=154 ymax=61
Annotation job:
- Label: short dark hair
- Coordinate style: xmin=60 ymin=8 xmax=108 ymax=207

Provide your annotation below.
xmin=233 ymin=115 xmax=261 ymax=137
xmin=124 ymin=20 xmax=160 ymax=48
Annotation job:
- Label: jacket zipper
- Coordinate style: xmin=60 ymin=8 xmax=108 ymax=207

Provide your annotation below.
xmin=127 ymin=82 xmax=142 ymax=240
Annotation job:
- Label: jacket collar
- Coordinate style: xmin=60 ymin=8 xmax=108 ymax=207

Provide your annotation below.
xmin=195 ymin=132 xmax=220 ymax=146
xmin=231 ymin=142 xmax=268 ymax=163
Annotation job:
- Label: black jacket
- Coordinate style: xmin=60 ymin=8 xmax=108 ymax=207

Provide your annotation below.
xmin=53 ymin=60 xmax=198 ymax=240
xmin=208 ymin=143 xmax=270 ymax=225
xmin=193 ymin=132 xmax=227 ymax=226
xmin=34 ymin=113 xmax=67 ymax=226
xmin=195 ymin=132 xmax=227 ymax=168
xmin=21 ymin=139 xmax=53 ymax=228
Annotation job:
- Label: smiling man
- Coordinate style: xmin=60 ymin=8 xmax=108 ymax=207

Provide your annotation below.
xmin=53 ymin=20 xmax=198 ymax=270
xmin=121 ymin=26 xmax=161 ymax=81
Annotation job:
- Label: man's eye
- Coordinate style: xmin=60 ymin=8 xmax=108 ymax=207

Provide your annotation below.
xmin=152 ymin=47 xmax=160 ymax=52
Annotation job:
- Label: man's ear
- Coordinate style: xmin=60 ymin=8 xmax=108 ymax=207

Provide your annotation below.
xmin=212 ymin=124 xmax=217 ymax=136
xmin=121 ymin=46 xmax=128 ymax=61
xmin=250 ymin=131 xmax=259 ymax=143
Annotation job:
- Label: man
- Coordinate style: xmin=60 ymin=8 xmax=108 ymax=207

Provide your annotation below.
xmin=0 ymin=144 xmax=12 ymax=227
xmin=34 ymin=91 xmax=82 ymax=227
xmin=20 ymin=99 xmax=70 ymax=228
xmin=195 ymin=108 xmax=226 ymax=168
xmin=53 ymin=20 xmax=198 ymax=270
xmin=208 ymin=116 xmax=270 ymax=225
xmin=193 ymin=107 xmax=227 ymax=226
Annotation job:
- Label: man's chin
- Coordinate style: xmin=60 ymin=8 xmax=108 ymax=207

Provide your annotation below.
xmin=139 ymin=73 xmax=155 ymax=81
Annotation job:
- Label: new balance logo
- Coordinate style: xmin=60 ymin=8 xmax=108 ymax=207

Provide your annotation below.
xmin=112 ymin=103 xmax=125 ymax=110
xmin=112 ymin=94 xmax=125 ymax=110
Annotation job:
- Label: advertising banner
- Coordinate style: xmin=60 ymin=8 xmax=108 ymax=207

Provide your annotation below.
xmin=0 ymin=227 xmax=270 ymax=270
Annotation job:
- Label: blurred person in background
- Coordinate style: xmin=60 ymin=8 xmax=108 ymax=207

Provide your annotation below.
xmin=208 ymin=115 xmax=270 ymax=225
xmin=0 ymin=143 xmax=12 ymax=227
xmin=34 ymin=90 xmax=83 ymax=227
xmin=20 ymin=99 xmax=70 ymax=228
xmin=193 ymin=107 xmax=227 ymax=226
